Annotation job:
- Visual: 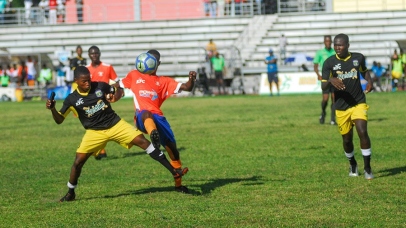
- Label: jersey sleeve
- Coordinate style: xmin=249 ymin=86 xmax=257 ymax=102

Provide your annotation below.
xmin=321 ymin=58 xmax=332 ymax=82
xmin=59 ymin=99 xmax=75 ymax=118
xmin=109 ymin=66 xmax=118 ymax=81
xmin=313 ymin=50 xmax=321 ymax=64
xmin=119 ymin=71 xmax=133 ymax=89
xmin=160 ymin=76 xmax=182 ymax=96
xmin=359 ymin=54 xmax=368 ymax=73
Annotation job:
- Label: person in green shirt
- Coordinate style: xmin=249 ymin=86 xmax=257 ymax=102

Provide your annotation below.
xmin=313 ymin=35 xmax=336 ymax=125
xmin=211 ymin=51 xmax=226 ymax=95
xmin=0 ymin=67 xmax=10 ymax=87
xmin=391 ymin=54 xmax=404 ymax=92
xmin=38 ymin=63 xmax=53 ymax=88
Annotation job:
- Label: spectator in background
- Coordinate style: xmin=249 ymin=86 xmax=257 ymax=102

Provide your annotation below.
xmin=17 ymin=61 xmax=28 ymax=86
xmin=206 ymin=38 xmax=217 ymax=74
xmin=391 ymin=53 xmax=404 ymax=92
xmin=235 ymin=0 xmax=242 ymax=15
xmin=57 ymin=0 xmax=66 ymax=23
xmin=6 ymin=64 xmax=18 ymax=87
xmin=313 ymin=35 xmax=336 ymax=125
xmin=217 ymin=0 xmax=224 ymax=17
xmin=26 ymin=56 xmax=37 ymax=86
xmin=0 ymin=0 xmax=6 ymax=25
xmin=24 ymin=0 xmax=33 ymax=25
xmin=69 ymin=45 xmax=87 ymax=86
xmin=76 ymin=0 xmax=84 ymax=23
xmin=0 ymin=66 xmax=9 ymax=87
xmin=279 ymin=34 xmax=288 ymax=62
xmin=86 ymin=45 xmax=119 ymax=159
xmin=48 ymin=0 xmax=57 ymax=24
xmin=56 ymin=61 xmax=68 ymax=87
xmin=211 ymin=51 xmax=226 ymax=95
xmin=38 ymin=0 xmax=49 ymax=24
xmin=38 ymin=63 xmax=53 ymax=88
xmin=370 ymin=61 xmax=386 ymax=92
xmin=264 ymin=49 xmax=279 ymax=96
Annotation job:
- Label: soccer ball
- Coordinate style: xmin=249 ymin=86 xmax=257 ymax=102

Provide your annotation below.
xmin=135 ymin=53 xmax=158 ymax=74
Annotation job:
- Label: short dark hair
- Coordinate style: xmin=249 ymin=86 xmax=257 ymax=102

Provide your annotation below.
xmin=88 ymin=45 xmax=100 ymax=53
xmin=147 ymin=49 xmax=160 ymax=61
xmin=334 ymin=33 xmax=349 ymax=44
xmin=324 ymin=35 xmax=331 ymax=39
xmin=74 ymin=66 xmax=90 ymax=79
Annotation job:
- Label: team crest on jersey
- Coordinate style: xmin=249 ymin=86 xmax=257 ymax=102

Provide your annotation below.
xmin=76 ymin=98 xmax=84 ymax=106
xmin=95 ymin=89 xmax=103 ymax=97
xmin=333 ymin=64 xmax=341 ymax=70
xmin=156 ymin=81 xmax=160 ymax=86
xmin=98 ymin=72 xmax=103 ymax=77
xmin=353 ymin=60 xmax=359 ymax=66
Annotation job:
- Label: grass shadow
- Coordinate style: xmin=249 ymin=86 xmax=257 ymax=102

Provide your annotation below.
xmin=378 ymin=166 xmax=406 ymax=177
xmin=368 ymin=117 xmax=388 ymax=122
xmin=82 ymin=176 xmax=266 ymax=200
xmin=104 ymin=151 xmax=145 ymax=160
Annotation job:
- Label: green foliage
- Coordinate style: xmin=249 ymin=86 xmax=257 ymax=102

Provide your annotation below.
xmin=1 ymin=93 xmax=406 ymax=227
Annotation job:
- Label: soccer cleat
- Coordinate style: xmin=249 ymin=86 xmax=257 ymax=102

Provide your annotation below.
xmin=95 ymin=149 xmax=107 ymax=160
xmin=349 ymin=165 xmax=359 ymax=177
xmin=175 ymin=185 xmax=189 ymax=194
xmin=59 ymin=192 xmax=76 ymax=202
xmin=364 ymin=170 xmax=374 ymax=180
xmin=173 ymin=167 xmax=189 ymax=179
xmin=150 ymin=129 xmax=160 ymax=149
xmin=330 ymin=120 xmax=337 ymax=125
xmin=319 ymin=112 xmax=326 ymax=124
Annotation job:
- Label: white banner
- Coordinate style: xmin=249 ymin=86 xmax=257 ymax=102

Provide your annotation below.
xmin=0 ymin=87 xmax=16 ymax=101
xmin=259 ymin=72 xmax=321 ymax=95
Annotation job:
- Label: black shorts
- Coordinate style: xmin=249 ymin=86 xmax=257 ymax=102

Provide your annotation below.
xmin=215 ymin=71 xmax=223 ymax=80
xmin=267 ymin=72 xmax=278 ymax=83
xmin=322 ymin=85 xmax=335 ymax=94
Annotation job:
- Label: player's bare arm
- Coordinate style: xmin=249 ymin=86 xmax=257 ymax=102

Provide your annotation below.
xmin=180 ymin=71 xmax=197 ymax=91
xmin=363 ymin=70 xmax=374 ymax=93
xmin=314 ymin=63 xmax=322 ymax=80
xmin=46 ymin=100 xmax=65 ymax=124
xmin=322 ymin=77 xmax=345 ymax=91
xmin=106 ymin=84 xmax=124 ymax=103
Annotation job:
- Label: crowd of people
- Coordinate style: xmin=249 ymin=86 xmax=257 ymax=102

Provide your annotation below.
xmin=0 ymin=0 xmax=83 ymax=25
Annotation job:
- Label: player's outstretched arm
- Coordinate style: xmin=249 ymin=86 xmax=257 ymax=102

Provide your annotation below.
xmin=106 ymin=83 xmax=124 ymax=103
xmin=46 ymin=99 xmax=65 ymax=124
xmin=180 ymin=71 xmax=197 ymax=92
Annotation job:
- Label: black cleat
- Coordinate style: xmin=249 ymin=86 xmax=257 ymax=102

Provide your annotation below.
xmin=59 ymin=192 xmax=76 ymax=202
xmin=175 ymin=185 xmax=189 ymax=194
xmin=150 ymin=129 xmax=160 ymax=149
xmin=319 ymin=112 xmax=326 ymax=124
xmin=95 ymin=153 xmax=107 ymax=160
xmin=173 ymin=167 xmax=189 ymax=179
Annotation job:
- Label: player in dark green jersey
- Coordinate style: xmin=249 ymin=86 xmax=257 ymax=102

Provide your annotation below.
xmin=46 ymin=66 xmax=187 ymax=202
xmin=321 ymin=33 xmax=374 ymax=180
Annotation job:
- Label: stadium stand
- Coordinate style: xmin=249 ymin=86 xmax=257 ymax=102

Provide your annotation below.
xmin=1 ymin=10 xmax=406 ymax=78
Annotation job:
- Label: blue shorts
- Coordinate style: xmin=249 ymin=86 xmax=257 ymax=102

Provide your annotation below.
xmin=267 ymin=72 xmax=278 ymax=83
xmin=135 ymin=110 xmax=176 ymax=147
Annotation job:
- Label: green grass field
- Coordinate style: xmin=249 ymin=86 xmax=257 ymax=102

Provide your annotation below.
xmin=1 ymin=93 xmax=406 ymax=227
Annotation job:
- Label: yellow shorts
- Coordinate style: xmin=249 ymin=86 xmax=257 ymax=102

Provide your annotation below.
xmin=77 ymin=119 xmax=143 ymax=154
xmin=336 ymin=103 xmax=369 ymax=135
xmin=392 ymin=71 xmax=402 ymax=79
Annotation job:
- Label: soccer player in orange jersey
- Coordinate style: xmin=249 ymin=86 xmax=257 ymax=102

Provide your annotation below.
xmin=118 ymin=49 xmax=196 ymax=193
xmin=86 ymin=45 xmax=119 ymax=160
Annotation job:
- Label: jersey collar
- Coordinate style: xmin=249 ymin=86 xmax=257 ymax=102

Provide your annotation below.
xmin=336 ymin=52 xmax=351 ymax=61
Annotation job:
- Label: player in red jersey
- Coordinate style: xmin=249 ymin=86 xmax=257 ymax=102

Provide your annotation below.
xmin=86 ymin=45 xmax=119 ymax=160
xmin=118 ymin=49 xmax=196 ymax=193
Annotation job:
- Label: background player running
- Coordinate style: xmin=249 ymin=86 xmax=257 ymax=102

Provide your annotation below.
xmin=321 ymin=33 xmax=374 ymax=180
